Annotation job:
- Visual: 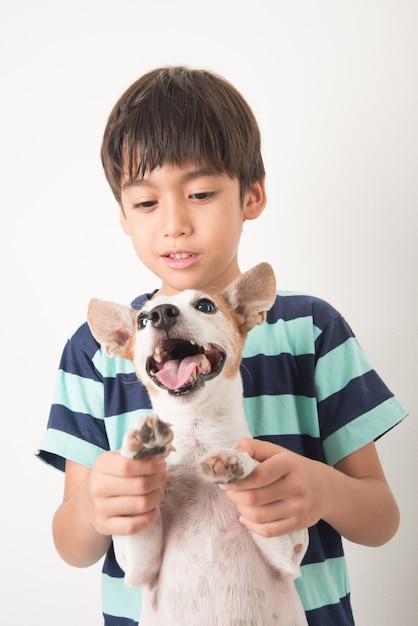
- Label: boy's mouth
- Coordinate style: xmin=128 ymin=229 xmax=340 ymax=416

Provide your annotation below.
xmin=166 ymin=252 xmax=195 ymax=260
xmin=146 ymin=338 xmax=225 ymax=395
xmin=162 ymin=251 xmax=199 ymax=270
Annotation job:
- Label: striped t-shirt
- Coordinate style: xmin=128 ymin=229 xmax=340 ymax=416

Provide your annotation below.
xmin=37 ymin=291 xmax=407 ymax=626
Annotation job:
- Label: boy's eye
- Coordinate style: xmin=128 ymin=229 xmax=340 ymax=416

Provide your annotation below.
xmin=189 ymin=192 xmax=215 ymax=201
xmin=195 ymin=298 xmax=217 ymax=314
xmin=137 ymin=312 xmax=150 ymax=328
xmin=133 ymin=200 xmax=157 ymax=210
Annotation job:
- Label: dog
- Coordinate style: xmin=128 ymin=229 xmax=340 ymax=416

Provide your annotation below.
xmin=87 ymin=262 xmax=309 ymax=626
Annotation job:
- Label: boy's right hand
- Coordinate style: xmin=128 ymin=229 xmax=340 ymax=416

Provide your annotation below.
xmin=88 ymin=450 xmax=168 ymax=537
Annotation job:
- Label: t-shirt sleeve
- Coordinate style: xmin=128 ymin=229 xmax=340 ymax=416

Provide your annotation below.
xmin=314 ymin=312 xmax=407 ymax=466
xmin=36 ymin=322 xmax=110 ymax=471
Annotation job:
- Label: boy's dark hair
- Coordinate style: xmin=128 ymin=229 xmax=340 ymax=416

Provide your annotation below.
xmin=101 ymin=66 xmax=265 ymax=203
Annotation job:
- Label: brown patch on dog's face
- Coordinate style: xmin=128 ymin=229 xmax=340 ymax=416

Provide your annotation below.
xmin=210 ymin=293 xmax=248 ymax=380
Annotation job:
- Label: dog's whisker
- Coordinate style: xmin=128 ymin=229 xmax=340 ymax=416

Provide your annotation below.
xmin=239 ymin=362 xmax=253 ymax=385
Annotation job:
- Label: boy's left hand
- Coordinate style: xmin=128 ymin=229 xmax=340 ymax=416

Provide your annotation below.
xmin=220 ymin=437 xmax=330 ymax=538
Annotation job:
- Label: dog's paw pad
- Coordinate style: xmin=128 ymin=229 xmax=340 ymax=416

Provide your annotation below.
xmin=197 ymin=449 xmax=246 ymax=483
xmin=123 ymin=415 xmax=174 ymax=459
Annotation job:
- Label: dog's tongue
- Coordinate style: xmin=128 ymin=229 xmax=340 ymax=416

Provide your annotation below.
xmin=155 ymin=355 xmax=203 ymax=390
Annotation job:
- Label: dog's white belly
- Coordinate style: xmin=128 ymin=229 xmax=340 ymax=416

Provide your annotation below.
xmin=139 ymin=474 xmax=307 ymax=626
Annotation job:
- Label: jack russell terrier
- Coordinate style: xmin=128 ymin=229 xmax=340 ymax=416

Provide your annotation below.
xmin=87 ymin=262 xmax=309 ymax=626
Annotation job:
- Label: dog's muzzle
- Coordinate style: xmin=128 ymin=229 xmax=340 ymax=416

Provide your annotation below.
xmin=146 ymin=338 xmax=226 ymax=396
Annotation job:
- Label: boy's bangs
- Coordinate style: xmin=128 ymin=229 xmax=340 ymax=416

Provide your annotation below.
xmin=123 ymin=109 xmax=228 ymax=183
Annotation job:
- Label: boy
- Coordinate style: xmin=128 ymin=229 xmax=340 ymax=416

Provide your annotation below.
xmin=38 ymin=66 xmax=407 ymax=625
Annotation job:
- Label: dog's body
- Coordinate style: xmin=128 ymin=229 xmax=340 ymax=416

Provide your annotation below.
xmin=88 ymin=263 xmax=308 ymax=626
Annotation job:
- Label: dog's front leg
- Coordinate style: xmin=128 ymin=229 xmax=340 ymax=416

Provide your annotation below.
xmin=114 ymin=415 xmax=174 ymax=588
xmin=198 ymin=448 xmax=309 ymax=581
xmin=113 ymin=518 xmax=163 ymax=588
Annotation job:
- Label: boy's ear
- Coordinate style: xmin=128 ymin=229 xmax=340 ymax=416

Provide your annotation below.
xmin=243 ymin=179 xmax=266 ymax=220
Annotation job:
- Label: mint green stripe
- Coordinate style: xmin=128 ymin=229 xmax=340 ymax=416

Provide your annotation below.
xmin=323 ymin=396 xmax=408 ymax=466
xmin=296 ymin=557 xmax=350 ymax=611
xmin=105 ymin=409 xmax=153 ymax=450
xmin=38 ymin=429 xmax=105 ymax=468
xmin=92 ymin=349 xmax=136 ymax=377
xmin=53 ymin=370 xmax=104 ymax=418
xmin=244 ymin=316 xmax=317 ymax=358
xmin=102 ymin=573 xmax=142 ymax=620
xmin=315 ymin=337 xmax=372 ymax=402
xmin=244 ymin=394 xmax=320 ymax=437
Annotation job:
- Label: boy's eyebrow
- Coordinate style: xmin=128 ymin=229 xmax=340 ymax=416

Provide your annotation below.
xmin=122 ymin=168 xmax=223 ymax=191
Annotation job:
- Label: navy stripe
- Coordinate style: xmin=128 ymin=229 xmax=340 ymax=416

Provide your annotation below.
xmin=37 ymin=449 xmax=65 ymax=472
xmin=267 ymin=294 xmax=340 ymax=328
xmin=59 ymin=323 xmax=102 ymax=380
xmin=47 ymin=404 xmax=109 ymax=448
xmin=131 ymin=291 xmax=157 ymax=310
xmin=241 ymin=353 xmax=316 ymax=398
xmin=103 ymin=544 xmax=125 ymax=578
xmin=314 ymin=314 xmax=355 ymax=358
xmin=104 ymin=615 xmax=137 ymax=626
xmin=318 ymin=370 xmax=394 ymax=438
xmin=256 ymin=434 xmax=325 ymax=463
xmin=104 ymin=375 xmax=151 ymax=417
xmin=302 ymin=522 xmax=344 ymax=566
xmin=306 ymin=593 xmax=354 ymax=625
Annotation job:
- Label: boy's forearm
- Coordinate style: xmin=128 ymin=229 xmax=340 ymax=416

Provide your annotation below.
xmin=52 ymin=474 xmax=111 ymax=568
xmin=321 ymin=457 xmax=400 ymax=547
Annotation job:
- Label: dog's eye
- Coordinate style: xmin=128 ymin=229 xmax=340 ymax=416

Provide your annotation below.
xmin=196 ymin=298 xmax=217 ymax=314
xmin=137 ymin=312 xmax=149 ymax=329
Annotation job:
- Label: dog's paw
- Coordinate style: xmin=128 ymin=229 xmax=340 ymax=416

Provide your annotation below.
xmin=197 ymin=449 xmax=258 ymax=483
xmin=121 ymin=415 xmax=175 ymax=460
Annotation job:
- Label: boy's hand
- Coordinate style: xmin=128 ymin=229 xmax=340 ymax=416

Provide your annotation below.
xmin=88 ymin=450 xmax=169 ymax=537
xmin=219 ymin=438 xmax=329 ymax=538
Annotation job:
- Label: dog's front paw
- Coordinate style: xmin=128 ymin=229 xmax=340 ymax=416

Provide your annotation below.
xmin=197 ymin=449 xmax=258 ymax=483
xmin=121 ymin=415 xmax=175 ymax=460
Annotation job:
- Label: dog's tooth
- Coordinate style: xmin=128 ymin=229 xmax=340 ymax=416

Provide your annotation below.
xmin=200 ymin=355 xmax=211 ymax=372
xmin=190 ymin=340 xmax=196 ymax=345
xmin=153 ymin=344 xmax=164 ymax=363
xmin=202 ymin=343 xmax=212 ymax=351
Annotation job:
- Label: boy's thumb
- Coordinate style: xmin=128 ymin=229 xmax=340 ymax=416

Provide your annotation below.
xmin=235 ymin=437 xmax=284 ymax=463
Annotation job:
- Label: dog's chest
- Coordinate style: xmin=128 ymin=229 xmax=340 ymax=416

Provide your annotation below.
xmin=162 ymin=468 xmax=239 ymax=537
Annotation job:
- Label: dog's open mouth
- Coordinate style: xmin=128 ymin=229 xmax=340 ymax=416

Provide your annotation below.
xmin=146 ymin=339 xmax=226 ymax=395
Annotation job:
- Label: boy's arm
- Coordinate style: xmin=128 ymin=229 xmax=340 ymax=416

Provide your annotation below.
xmin=220 ymin=439 xmax=400 ymax=547
xmin=52 ymin=453 xmax=168 ymax=568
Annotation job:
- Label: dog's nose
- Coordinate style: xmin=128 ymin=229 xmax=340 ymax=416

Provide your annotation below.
xmin=150 ymin=304 xmax=180 ymax=332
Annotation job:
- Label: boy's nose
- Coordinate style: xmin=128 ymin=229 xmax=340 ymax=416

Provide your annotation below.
xmin=162 ymin=202 xmax=192 ymax=239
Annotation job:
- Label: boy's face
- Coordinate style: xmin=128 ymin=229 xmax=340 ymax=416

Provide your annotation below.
xmin=119 ymin=163 xmax=266 ymax=296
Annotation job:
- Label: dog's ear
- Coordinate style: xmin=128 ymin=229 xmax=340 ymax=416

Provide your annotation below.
xmin=222 ymin=263 xmax=276 ymax=330
xmin=87 ymin=298 xmax=136 ymax=359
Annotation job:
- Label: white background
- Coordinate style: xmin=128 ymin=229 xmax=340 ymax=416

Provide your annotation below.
xmin=1 ymin=0 xmax=417 ymax=623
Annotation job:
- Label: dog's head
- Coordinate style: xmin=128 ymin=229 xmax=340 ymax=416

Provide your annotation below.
xmin=87 ymin=263 xmax=276 ymax=399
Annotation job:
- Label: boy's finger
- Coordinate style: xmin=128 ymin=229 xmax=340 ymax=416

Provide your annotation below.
xmin=235 ymin=437 xmax=284 ymax=463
